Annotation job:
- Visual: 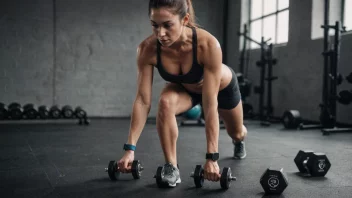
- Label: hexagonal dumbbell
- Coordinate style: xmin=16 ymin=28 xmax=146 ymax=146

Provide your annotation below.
xmin=294 ymin=150 xmax=331 ymax=177
xmin=260 ymin=167 xmax=288 ymax=195
xmin=105 ymin=160 xmax=143 ymax=181
xmin=189 ymin=165 xmax=237 ymax=190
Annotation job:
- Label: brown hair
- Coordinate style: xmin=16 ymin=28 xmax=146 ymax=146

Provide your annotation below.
xmin=148 ymin=0 xmax=199 ymax=28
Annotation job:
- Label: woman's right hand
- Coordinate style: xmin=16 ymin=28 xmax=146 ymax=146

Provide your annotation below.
xmin=117 ymin=150 xmax=135 ymax=173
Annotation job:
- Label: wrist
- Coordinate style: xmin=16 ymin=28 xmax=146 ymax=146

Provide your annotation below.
xmin=125 ymin=150 xmax=135 ymax=154
xmin=123 ymin=143 xmax=136 ymax=151
xmin=205 ymin=152 xmax=219 ymax=161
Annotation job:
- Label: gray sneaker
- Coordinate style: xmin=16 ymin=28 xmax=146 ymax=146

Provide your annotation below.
xmin=161 ymin=163 xmax=181 ymax=187
xmin=233 ymin=140 xmax=247 ymax=159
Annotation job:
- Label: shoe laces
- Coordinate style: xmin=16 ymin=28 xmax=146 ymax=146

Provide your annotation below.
xmin=163 ymin=163 xmax=176 ymax=177
xmin=235 ymin=142 xmax=244 ymax=153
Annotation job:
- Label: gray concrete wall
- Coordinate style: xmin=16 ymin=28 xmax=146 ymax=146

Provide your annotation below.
xmin=0 ymin=0 xmax=225 ymax=117
xmin=228 ymin=0 xmax=352 ymax=124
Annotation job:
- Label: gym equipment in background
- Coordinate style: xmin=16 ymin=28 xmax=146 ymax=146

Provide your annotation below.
xmin=238 ymin=25 xmax=280 ymax=125
xmin=8 ymin=102 xmax=23 ymax=120
xmin=179 ymin=104 xmax=205 ymax=127
xmin=0 ymin=103 xmax=8 ymax=120
xmin=61 ymin=105 xmax=74 ymax=119
xmin=23 ymin=103 xmax=38 ymax=119
xmin=282 ymin=110 xmax=302 ymax=129
xmin=298 ymin=0 xmax=352 ymax=135
xmin=237 ymin=24 xmax=254 ymax=118
xmin=38 ymin=105 xmax=50 ymax=119
xmin=75 ymin=106 xmax=90 ymax=125
xmin=49 ymin=105 xmax=61 ymax=119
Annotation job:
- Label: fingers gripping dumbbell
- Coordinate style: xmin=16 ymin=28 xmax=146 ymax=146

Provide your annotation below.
xmin=294 ymin=150 xmax=331 ymax=177
xmin=105 ymin=160 xmax=143 ymax=180
xmin=190 ymin=165 xmax=237 ymax=190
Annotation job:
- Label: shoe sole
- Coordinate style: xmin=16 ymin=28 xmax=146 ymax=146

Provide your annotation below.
xmin=233 ymin=152 xmax=247 ymax=159
xmin=167 ymin=177 xmax=181 ymax=187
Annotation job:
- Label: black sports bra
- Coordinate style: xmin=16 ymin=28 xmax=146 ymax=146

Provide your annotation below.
xmin=156 ymin=27 xmax=204 ymax=84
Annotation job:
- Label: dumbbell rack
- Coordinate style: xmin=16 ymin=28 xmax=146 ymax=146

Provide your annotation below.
xmin=299 ymin=0 xmax=352 ymax=135
xmin=0 ymin=103 xmax=90 ymax=126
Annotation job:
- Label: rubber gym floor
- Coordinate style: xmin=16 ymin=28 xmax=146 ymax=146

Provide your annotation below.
xmin=1 ymin=119 xmax=352 ymax=198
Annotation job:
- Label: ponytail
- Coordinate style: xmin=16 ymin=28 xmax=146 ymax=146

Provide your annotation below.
xmin=185 ymin=0 xmax=199 ymax=28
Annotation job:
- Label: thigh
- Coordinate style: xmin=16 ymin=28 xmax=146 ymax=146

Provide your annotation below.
xmin=218 ymin=100 xmax=244 ymax=133
xmin=159 ymin=83 xmax=195 ymax=115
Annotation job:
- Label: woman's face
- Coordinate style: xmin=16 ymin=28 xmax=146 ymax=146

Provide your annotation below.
xmin=150 ymin=8 xmax=188 ymax=47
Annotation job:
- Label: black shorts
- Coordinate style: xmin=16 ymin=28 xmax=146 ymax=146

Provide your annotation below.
xmin=183 ymin=67 xmax=242 ymax=110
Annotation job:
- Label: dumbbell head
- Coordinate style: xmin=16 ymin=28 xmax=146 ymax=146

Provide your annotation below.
xmin=190 ymin=165 xmax=204 ymax=188
xmin=61 ymin=105 xmax=74 ymax=119
xmin=131 ymin=160 xmax=143 ymax=179
xmin=8 ymin=102 xmax=23 ymax=120
xmin=282 ymin=110 xmax=302 ymax=129
xmin=38 ymin=105 xmax=49 ymax=119
xmin=107 ymin=160 xmax=120 ymax=181
xmin=260 ymin=167 xmax=288 ymax=195
xmin=75 ymin=106 xmax=87 ymax=119
xmin=49 ymin=105 xmax=61 ymax=119
xmin=0 ymin=103 xmax=8 ymax=120
xmin=306 ymin=152 xmax=331 ymax=177
xmin=220 ymin=167 xmax=236 ymax=190
xmin=294 ymin=150 xmax=315 ymax=174
xmin=23 ymin=103 xmax=38 ymax=119
xmin=155 ymin=166 xmax=167 ymax=188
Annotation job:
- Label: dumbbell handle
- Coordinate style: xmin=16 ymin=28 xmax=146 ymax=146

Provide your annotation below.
xmin=190 ymin=172 xmax=237 ymax=181
xmin=105 ymin=166 xmax=144 ymax=172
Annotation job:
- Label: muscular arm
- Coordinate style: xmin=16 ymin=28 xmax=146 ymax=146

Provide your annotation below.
xmin=126 ymin=43 xmax=154 ymax=146
xmin=201 ymin=37 xmax=223 ymax=153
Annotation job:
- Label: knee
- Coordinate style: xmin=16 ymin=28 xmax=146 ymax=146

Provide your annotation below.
xmin=158 ymin=94 xmax=177 ymax=115
xmin=232 ymin=125 xmax=247 ymax=142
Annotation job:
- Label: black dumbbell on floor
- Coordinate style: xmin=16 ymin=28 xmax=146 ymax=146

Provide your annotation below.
xmin=190 ymin=165 xmax=237 ymax=190
xmin=294 ymin=150 xmax=331 ymax=177
xmin=105 ymin=160 xmax=143 ymax=180
xmin=260 ymin=167 xmax=288 ymax=195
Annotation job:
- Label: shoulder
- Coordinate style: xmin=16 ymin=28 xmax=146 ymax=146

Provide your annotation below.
xmin=137 ymin=34 xmax=157 ymax=65
xmin=195 ymin=28 xmax=222 ymax=64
